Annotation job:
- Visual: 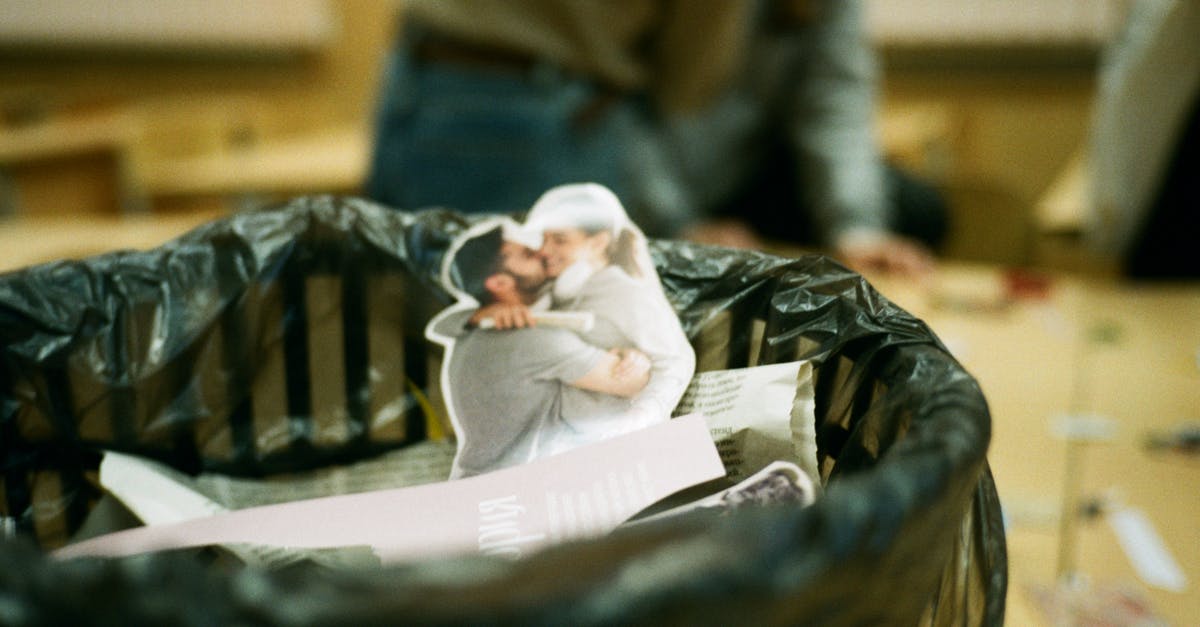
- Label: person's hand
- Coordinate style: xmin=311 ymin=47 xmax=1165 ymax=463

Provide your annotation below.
xmin=835 ymin=231 xmax=935 ymax=278
xmin=469 ymin=303 xmax=535 ymax=329
xmin=609 ymin=347 xmax=651 ymax=382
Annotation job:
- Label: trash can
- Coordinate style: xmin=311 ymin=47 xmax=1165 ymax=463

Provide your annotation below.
xmin=0 ymin=196 xmax=1006 ymax=625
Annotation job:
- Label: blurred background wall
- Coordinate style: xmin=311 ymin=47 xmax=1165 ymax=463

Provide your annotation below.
xmin=870 ymin=0 xmax=1126 ymax=269
xmin=0 ymin=0 xmax=1127 ymax=269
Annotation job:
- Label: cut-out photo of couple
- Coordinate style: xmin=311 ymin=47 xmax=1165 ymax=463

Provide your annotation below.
xmin=427 ymin=183 xmax=696 ymax=479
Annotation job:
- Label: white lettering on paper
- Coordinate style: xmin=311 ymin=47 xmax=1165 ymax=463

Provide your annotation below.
xmin=477 ymin=495 xmax=546 ymax=558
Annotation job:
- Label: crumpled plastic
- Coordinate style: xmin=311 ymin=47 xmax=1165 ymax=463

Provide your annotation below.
xmin=0 ymin=195 xmax=1005 ymax=626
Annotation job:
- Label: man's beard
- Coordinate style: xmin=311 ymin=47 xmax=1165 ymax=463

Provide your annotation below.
xmin=513 ymin=273 xmax=546 ymax=295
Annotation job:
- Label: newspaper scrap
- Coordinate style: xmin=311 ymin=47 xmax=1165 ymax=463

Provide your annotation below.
xmin=628 ymin=460 xmax=815 ymax=526
xmin=1108 ymin=506 xmax=1188 ymax=592
xmin=673 ymin=360 xmax=819 ymax=489
xmin=1027 ymin=579 xmax=1168 ymax=626
xmin=56 ymin=414 xmax=724 ymax=564
xmin=193 ymin=440 xmax=456 ymax=510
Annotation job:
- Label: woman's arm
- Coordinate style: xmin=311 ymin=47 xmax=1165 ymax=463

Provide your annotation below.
xmin=570 ymin=348 xmax=652 ymax=398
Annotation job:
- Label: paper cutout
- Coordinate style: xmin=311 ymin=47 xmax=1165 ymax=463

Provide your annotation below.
xmin=426 ymin=183 xmax=696 ymax=479
xmin=1108 ymin=506 xmax=1188 ymax=592
xmin=630 ymin=460 xmax=815 ymax=526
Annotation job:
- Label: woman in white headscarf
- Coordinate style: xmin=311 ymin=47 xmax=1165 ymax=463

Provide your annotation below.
xmin=520 ymin=183 xmax=696 ymax=449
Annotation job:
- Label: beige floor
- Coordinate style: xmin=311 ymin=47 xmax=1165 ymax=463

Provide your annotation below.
xmin=2 ymin=215 xmax=1196 ymax=625
xmin=869 ymin=265 xmax=1199 ymax=626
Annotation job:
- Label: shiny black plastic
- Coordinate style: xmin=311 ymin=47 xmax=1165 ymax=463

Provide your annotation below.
xmin=0 ymin=196 xmax=1005 ymax=625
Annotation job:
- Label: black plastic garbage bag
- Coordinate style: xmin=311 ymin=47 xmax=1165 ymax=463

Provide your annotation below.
xmin=0 ymin=196 xmax=1005 ymax=625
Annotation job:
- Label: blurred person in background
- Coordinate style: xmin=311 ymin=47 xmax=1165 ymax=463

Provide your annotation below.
xmin=365 ymin=0 xmax=946 ymax=277
xmin=1087 ymin=0 xmax=1200 ymax=279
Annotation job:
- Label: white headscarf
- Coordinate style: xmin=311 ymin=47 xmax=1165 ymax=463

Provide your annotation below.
xmin=525 ymin=183 xmax=625 ymax=238
xmin=523 ymin=183 xmax=657 ymax=299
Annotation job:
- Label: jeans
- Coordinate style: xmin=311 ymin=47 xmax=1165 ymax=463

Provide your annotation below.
xmin=365 ymin=43 xmax=635 ymax=217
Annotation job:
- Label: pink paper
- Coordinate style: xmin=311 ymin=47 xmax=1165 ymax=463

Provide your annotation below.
xmin=56 ymin=414 xmax=723 ymax=564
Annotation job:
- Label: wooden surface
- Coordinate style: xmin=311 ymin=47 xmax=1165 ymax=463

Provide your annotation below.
xmin=0 ymin=211 xmax=224 ymax=273
xmin=1 ymin=216 xmax=1196 ymax=624
xmin=867 ymin=265 xmax=1199 ymax=626
xmin=139 ymin=125 xmax=368 ymax=197
xmin=0 ymin=112 xmax=368 ymax=215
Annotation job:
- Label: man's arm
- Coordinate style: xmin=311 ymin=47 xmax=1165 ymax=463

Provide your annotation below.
xmin=469 ymin=303 xmax=535 ymax=329
xmin=569 ymin=348 xmax=651 ymax=399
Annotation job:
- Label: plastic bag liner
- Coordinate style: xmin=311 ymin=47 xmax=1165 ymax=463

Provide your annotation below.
xmin=0 ymin=196 xmax=1006 ymax=626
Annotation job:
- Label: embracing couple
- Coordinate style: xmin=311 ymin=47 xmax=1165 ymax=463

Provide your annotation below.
xmin=428 ymin=183 xmax=696 ymax=479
